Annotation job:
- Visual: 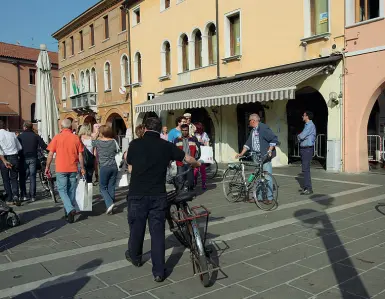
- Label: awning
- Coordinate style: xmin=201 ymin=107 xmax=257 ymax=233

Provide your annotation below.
xmin=0 ymin=105 xmax=18 ymax=116
xmin=135 ymin=65 xmax=328 ymax=113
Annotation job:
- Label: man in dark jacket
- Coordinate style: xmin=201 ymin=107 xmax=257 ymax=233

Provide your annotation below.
xmin=18 ymin=121 xmax=47 ymax=202
xmin=236 ymin=113 xmax=278 ymax=204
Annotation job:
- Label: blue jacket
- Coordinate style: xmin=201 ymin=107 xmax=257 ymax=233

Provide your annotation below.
xmin=244 ymin=123 xmax=279 ymax=158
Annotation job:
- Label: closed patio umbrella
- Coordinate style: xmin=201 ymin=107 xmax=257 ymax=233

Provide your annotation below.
xmin=35 ymin=44 xmax=59 ymax=143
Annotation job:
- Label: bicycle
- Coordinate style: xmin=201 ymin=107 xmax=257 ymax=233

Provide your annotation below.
xmin=166 ymin=167 xmax=217 ymax=287
xmin=37 ymin=150 xmax=57 ymax=203
xmin=222 ymin=152 xmax=279 ymax=211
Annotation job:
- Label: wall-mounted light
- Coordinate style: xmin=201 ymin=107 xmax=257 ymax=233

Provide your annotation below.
xmin=329 ymin=91 xmax=339 ymax=106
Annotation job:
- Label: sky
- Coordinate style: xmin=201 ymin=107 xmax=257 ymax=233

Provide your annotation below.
xmin=0 ymin=0 xmax=100 ymax=52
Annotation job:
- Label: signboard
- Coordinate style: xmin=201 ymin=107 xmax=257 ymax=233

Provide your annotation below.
xmin=119 ymin=86 xmax=126 ymax=95
xmin=319 ymin=12 xmax=328 ymax=24
xmin=147 ymin=93 xmax=155 ymax=101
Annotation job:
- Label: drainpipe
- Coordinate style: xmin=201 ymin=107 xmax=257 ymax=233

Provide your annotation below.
xmin=16 ymin=62 xmax=22 ymax=129
xmin=215 ymin=0 xmax=220 ymax=79
xmin=124 ymin=1 xmax=135 ymax=139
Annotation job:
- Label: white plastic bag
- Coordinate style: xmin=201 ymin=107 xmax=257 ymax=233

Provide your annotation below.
xmin=75 ymin=178 xmax=93 ymax=211
xmin=118 ymin=173 xmax=129 ymax=187
xmin=114 ymin=140 xmax=123 ymax=168
xmin=200 ymin=146 xmax=214 ymax=164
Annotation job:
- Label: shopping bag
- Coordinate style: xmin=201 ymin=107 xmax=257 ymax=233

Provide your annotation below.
xmin=200 ymin=146 xmax=214 ymax=164
xmin=114 ymin=140 xmax=123 ymax=168
xmin=75 ymin=178 xmax=93 ymax=211
xmin=118 ymin=173 xmax=129 ymax=187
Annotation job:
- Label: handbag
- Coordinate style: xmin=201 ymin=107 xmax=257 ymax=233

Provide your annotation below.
xmin=118 ymin=172 xmax=129 ymax=187
xmin=75 ymin=177 xmax=93 ymax=211
xmin=83 ymin=148 xmax=95 ymax=168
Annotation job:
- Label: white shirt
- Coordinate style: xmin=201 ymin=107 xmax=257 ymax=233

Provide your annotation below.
xmin=0 ymin=129 xmax=22 ymax=155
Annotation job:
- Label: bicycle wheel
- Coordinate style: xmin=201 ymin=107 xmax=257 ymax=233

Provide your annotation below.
xmin=167 ymin=204 xmax=190 ymax=248
xmin=189 ymin=222 xmax=210 ymax=287
xmin=253 ymin=172 xmax=279 ymax=211
xmin=222 ymin=168 xmax=245 ymax=202
xmin=48 ymin=179 xmax=58 ymax=203
xmin=205 ymin=160 xmax=218 ymax=180
xmin=39 ymin=171 xmax=50 ymax=191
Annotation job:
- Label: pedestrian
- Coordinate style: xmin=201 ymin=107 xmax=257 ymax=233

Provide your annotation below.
xmin=45 ymin=119 xmax=85 ymax=223
xmin=160 ymin=126 xmax=168 ymax=141
xmin=91 ymin=124 xmax=101 ymax=184
xmin=193 ymin=122 xmax=210 ymax=190
xmin=167 ymin=116 xmax=187 ymax=142
xmin=78 ymin=124 xmax=97 ymax=184
xmin=125 ymin=117 xmax=200 ymax=282
xmin=135 ymin=124 xmax=145 ymax=138
xmin=0 ymin=121 xmax=22 ymax=206
xmin=236 ymin=113 xmax=278 ymax=205
xmin=92 ymin=125 xmax=119 ymax=214
xmin=18 ymin=121 xmax=47 ymax=202
xmin=174 ymin=124 xmax=200 ymax=190
xmin=183 ymin=113 xmax=196 ymax=136
xmin=298 ymin=111 xmax=316 ymax=195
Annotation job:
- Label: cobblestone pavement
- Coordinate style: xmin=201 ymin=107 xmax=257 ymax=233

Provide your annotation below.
xmin=1 ymin=166 xmax=385 ymax=299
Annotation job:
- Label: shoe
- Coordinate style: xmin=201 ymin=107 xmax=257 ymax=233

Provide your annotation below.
xmin=22 ymin=197 xmax=28 ymax=202
xmin=106 ymin=203 xmax=115 ymax=215
xmin=263 ymin=200 xmax=273 ymax=205
xmin=13 ymin=196 xmax=21 ymax=207
xmin=67 ymin=209 xmax=76 ymax=223
xmin=154 ymin=276 xmax=165 ymax=283
xmin=125 ymin=250 xmax=142 ymax=267
xmin=31 ymin=197 xmax=36 ymax=202
xmin=202 ymin=184 xmax=207 ymax=191
xmin=301 ymin=189 xmax=313 ymax=195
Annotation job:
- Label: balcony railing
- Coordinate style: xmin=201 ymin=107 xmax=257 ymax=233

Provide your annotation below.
xmin=70 ymin=92 xmax=97 ymax=112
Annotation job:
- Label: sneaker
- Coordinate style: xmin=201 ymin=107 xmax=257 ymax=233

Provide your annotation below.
xmin=22 ymin=197 xmax=28 ymax=202
xmin=106 ymin=203 xmax=115 ymax=215
xmin=154 ymin=276 xmax=165 ymax=283
xmin=67 ymin=209 xmax=76 ymax=223
xmin=31 ymin=197 xmax=36 ymax=202
xmin=13 ymin=196 xmax=21 ymax=207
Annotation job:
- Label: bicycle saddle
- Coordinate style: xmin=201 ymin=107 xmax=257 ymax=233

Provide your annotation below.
xmin=175 ymin=191 xmax=196 ymax=203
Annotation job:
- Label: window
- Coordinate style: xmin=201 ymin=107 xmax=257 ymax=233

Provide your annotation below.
xmin=310 ymin=0 xmax=329 ymax=35
xmin=104 ymin=15 xmax=109 ymax=39
xmin=29 ymin=69 xmax=36 ymax=85
xmin=70 ymin=36 xmax=74 ymax=55
xmin=61 ymin=77 xmax=67 ymax=99
xmin=181 ymin=34 xmax=189 ymax=72
xmin=79 ymin=71 xmax=85 ymax=93
xmin=31 ymin=103 xmax=36 ymax=123
xmin=121 ymin=54 xmax=130 ymax=86
xmin=121 ymin=7 xmax=127 ymax=31
xmin=207 ymin=24 xmax=217 ymax=65
xmin=134 ymin=52 xmax=142 ymax=83
xmin=132 ymin=6 xmax=141 ymax=26
xmin=70 ymin=74 xmax=78 ymax=95
xmin=79 ymin=31 xmax=84 ymax=51
xmin=355 ymin=0 xmax=380 ymax=22
xmin=90 ymin=24 xmax=95 ymax=46
xmin=194 ymin=30 xmax=203 ymax=68
xmin=104 ymin=62 xmax=112 ymax=91
xmin=161 ymin=0 xmax=171 ymax=10
xmin=228 ymin=13 xmax=241 ymax=56
xmin=85 ymin=70 xmax=90 ymax=92
xmin=90 ymin=68 xmax=97 ymax=92
xmin=161 ymin=41 xmax=171 ymax=77
xmin=62 ymin=41 xmax=66 ymax=59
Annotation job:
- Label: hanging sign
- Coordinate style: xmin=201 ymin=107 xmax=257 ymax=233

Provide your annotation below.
xmin=119 ymin=86 xmax=126 ymax=95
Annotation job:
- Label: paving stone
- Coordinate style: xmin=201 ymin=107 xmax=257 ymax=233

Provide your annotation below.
xmin=73 ymin=286 xmax=128 ymax=299
xmin=9 ymin=291 xmax=36 ymax=299
xmin=130 ymin=293 xmax=159 ymax=299
xmin=338 ymin=224 xmax=384 ymax=239
xmin=216 ymin=246 xmax=270 ymax=267
xmin=304 ymin=233 xmax=355 ymax=250
xmin=216 ymin=262 xmax=264 ymax=285
xmin=150 ymin=276 xmax=221 ymax=299
xmin=198 ymin=285 xmax=255 ymax=299
xmin=96 ymin=264 xmax=153 ymax=285
xmin=34 ymin=276 xmax=106 ymax=299
xmin=339 ymin=268 xmax=385 ymax=298
xmin=249 ymin=284 xmax=311 ymax=299
xmin=247 ymin=244 xmax=323 ymax=271
xmin=309 ymin=287 xmax=363 ymax=298
xmin=239 ymin=264 xmax=312 ymax=293
xmin=258 ymin=224 xmax=307 ymax=238
xmin=213 ymin=233 xmax=271 ymax=252
xmin=290 ymin=263 xmax=363 ymax=295
xmin=338 ymin=245 xmax=385 ymax=271
xmin=0 ymin=263 xmax=51 ymax=289
xmin=0 ymin=255 xmax=10 ymax=264
xmin=251 ymin=234 xmax=311 ymax=252
xmin=117 ymin=275 xmax=172 ymax=295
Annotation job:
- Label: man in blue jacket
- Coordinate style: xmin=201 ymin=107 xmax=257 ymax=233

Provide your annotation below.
xmin=236 ymin=113 xmax=278 ymax=205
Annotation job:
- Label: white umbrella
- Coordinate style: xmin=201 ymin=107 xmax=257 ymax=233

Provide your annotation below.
xmin=35 ymin=44 xmax=59 ymax=143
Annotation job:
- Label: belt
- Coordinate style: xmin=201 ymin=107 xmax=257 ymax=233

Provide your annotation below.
xmin=4 ymin=154 xmax=18 ymax=157
xmin=300 ymin=146 xmax=313 ymax=149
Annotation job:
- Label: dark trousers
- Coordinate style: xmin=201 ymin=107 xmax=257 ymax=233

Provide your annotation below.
xmin=0 ymin=154 xmax=19 ymax=201
xmin=127 ymin=195 xmax=167 ymax=277
xmin=85 ymin=166 xmax=95 ymax=184
xmin=300 ymin=147 xmax=313 ymax=190
xmin=19 ymin=157 xmax=37 ymax=198
xmin=177 ymin=165 xmax=194 ymax=190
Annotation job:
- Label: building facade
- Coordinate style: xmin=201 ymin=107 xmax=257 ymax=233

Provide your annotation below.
xmin=344 ymin=0 xmax=385 ymax=172
xmin=54 ymin=0 xmax=346 ymax=170
xmin=0 ymin=42 xmax=59 ymax=131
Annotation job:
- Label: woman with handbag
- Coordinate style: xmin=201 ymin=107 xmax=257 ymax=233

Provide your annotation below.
xmin=92 ymin=125 xmax=119 ymax=215
xmin=78 ymin=125 xmax=96 ymax=184
xmin=193 ymin=122 xmax=210 ymax=190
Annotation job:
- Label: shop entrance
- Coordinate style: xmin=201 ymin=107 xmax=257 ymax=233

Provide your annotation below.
xmin=184 ymin=108 xmax=215 ymax=144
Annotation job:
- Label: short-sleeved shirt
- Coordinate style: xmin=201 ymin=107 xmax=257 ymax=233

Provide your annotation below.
xmin=92 ymin=139 xmax=118 ymax=168
xmin=167 ymin=128 xmax=181 ymax=142
xmin=47 ymin=129 xmax=84 ymax=173
xmin=127 ymin=131 xmax=185 ymax=196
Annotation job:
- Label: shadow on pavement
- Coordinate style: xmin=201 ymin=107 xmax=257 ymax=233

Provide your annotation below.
xmin=13 ymin=259 xmax=103 ymax=299
xmin=295 ymin=173 xmax=304 ymax=190
xmin=294 ymin=195 xmax=370 ymax=298
xmin=17 ymin=206 xmax=62 ymax=224
xmin=375 ymin=203 xmax=385 ymax=216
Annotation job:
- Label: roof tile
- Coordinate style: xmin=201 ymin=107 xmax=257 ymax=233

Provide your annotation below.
xmin=0 ymin=42 xmax=58 ymax=65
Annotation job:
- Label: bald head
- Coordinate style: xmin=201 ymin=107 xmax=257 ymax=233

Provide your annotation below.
xmin=61 ymin=119 xmax=72 ymax=129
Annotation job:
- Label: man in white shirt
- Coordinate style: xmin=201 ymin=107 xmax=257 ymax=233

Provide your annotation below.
xmin=0 ymin=121 xmax=22 ymax=206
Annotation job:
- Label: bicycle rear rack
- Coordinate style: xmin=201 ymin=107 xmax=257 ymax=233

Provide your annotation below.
xmin=171 ymin=205 xmax=211 ymax=223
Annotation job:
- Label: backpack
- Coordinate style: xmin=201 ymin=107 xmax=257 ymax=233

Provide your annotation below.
xmin=0 ymin=199 xmax=20 ymax=231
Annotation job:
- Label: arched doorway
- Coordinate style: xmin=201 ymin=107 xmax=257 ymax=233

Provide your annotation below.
xmin=286 ymin=87 xmax=328 ymax=167
xmin=184 ymin=108 xmax=215 ymax=143
xmin=83 ymin=115 xmax=97 ymax=127
xmin=106 ymin=113 xmax=127 ymax=137
xmin=236 ymin=103 xmax=265 ymax=152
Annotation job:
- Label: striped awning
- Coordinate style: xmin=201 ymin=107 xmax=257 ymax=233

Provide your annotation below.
xmin=135 ymin=66 xmax=328 ymax=113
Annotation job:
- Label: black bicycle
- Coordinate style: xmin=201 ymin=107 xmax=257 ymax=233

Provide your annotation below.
xmin=37 ymin=150 xmax=57 ymax=203
xmin=166 ymin=167 xmax=216 ymax=287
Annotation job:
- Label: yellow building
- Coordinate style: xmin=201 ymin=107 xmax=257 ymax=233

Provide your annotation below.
xmin=53 ymin=0 xmax=345 ymax=169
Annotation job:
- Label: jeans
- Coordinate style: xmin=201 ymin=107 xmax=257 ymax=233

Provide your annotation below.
xmin=254 ymin=161 xmax=273 ymax=201
xmin=0 ymin=154 xmax=19 ymax=201
xmin=177 ymin=165 xmax=194 ymax=190
xmin=127 ymin=195 xmax=167 ymax=277
xmin=19 ymin=158 xmax=37 ymax=198
xmin=56 ymin=172 xmax=78 ymax=213
xmin=300 ymin=147 xmax=313 ymax=190
xmin=99 ymin=166 xmax=117 ymax=209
